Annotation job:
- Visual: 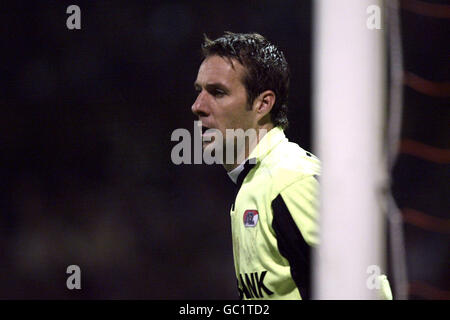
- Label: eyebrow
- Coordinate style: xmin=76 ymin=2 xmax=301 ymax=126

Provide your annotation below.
xmin=194 ymin=82 xmax=230 ymax=93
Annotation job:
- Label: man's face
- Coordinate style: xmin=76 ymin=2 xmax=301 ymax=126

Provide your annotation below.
xmin=192 ymin=55 xmax=256 ymax=158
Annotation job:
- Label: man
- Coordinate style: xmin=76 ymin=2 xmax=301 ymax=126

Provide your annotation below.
xmin=191 ymin=32 xmax=393 ymax=301
xmin=192 ymin=32 xmax=319 ymax=300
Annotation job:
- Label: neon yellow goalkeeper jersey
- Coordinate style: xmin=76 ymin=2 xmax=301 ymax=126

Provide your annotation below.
xmin=230 ymin=126 xmax=320 ymax=300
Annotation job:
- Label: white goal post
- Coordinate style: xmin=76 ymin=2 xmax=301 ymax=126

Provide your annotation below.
xmin=313 ymin=0 xmax=387 ymax=299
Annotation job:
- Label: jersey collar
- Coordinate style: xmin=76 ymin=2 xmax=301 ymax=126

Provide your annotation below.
xmin=227 ymin=126 xmax=286 ymax=184
xmin=227 ymin=162 xmax=245 ymax=184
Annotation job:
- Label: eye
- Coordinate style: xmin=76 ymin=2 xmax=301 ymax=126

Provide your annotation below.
xmin=213 ymin=89 xmax=225 ymax=98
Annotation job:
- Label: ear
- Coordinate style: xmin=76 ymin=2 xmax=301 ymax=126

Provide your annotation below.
xmin=253 ymin=90 xmax=276 ymax=120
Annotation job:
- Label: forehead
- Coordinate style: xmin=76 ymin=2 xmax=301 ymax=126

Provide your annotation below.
xmin=196 ymin=55 xmax=245 ymax=87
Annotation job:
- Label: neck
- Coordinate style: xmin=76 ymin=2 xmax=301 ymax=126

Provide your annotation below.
xmin=223 ymin=123 xmax=274 ymax=172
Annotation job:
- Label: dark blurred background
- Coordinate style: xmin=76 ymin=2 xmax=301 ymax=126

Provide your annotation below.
xmin=0 ymin=0 xmax=448 ymax=299
xmin=0 ymin=0 xmax=313 ymax=299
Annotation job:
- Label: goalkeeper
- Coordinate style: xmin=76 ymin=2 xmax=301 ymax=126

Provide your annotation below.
xmin=191 ymin=32 xmax=392 ymax=300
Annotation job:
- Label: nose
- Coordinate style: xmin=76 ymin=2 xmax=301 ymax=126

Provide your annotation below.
xmin=191 ymin=91 xmax=209 ymax=118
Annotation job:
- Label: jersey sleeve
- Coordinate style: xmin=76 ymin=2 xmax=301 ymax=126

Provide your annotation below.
xmin=271 ymin=174 xmax=320 ymax=299
xmin=277 ymin=175 xmax=320 ymax=247
xmin=378 ymin=275 xmax=393 ymax=300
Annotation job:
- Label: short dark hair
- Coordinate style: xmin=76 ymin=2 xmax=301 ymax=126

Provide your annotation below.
xmin=201 ymin=32 xmax=289 ymax=129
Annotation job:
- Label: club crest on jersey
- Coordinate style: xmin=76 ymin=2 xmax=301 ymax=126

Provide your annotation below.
xmin=243 ymin=210 xmax=259 ymax=227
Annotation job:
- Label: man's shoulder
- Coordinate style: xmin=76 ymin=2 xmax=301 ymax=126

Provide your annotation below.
xmin=259 ymin=138 xmax=321 ymax=194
